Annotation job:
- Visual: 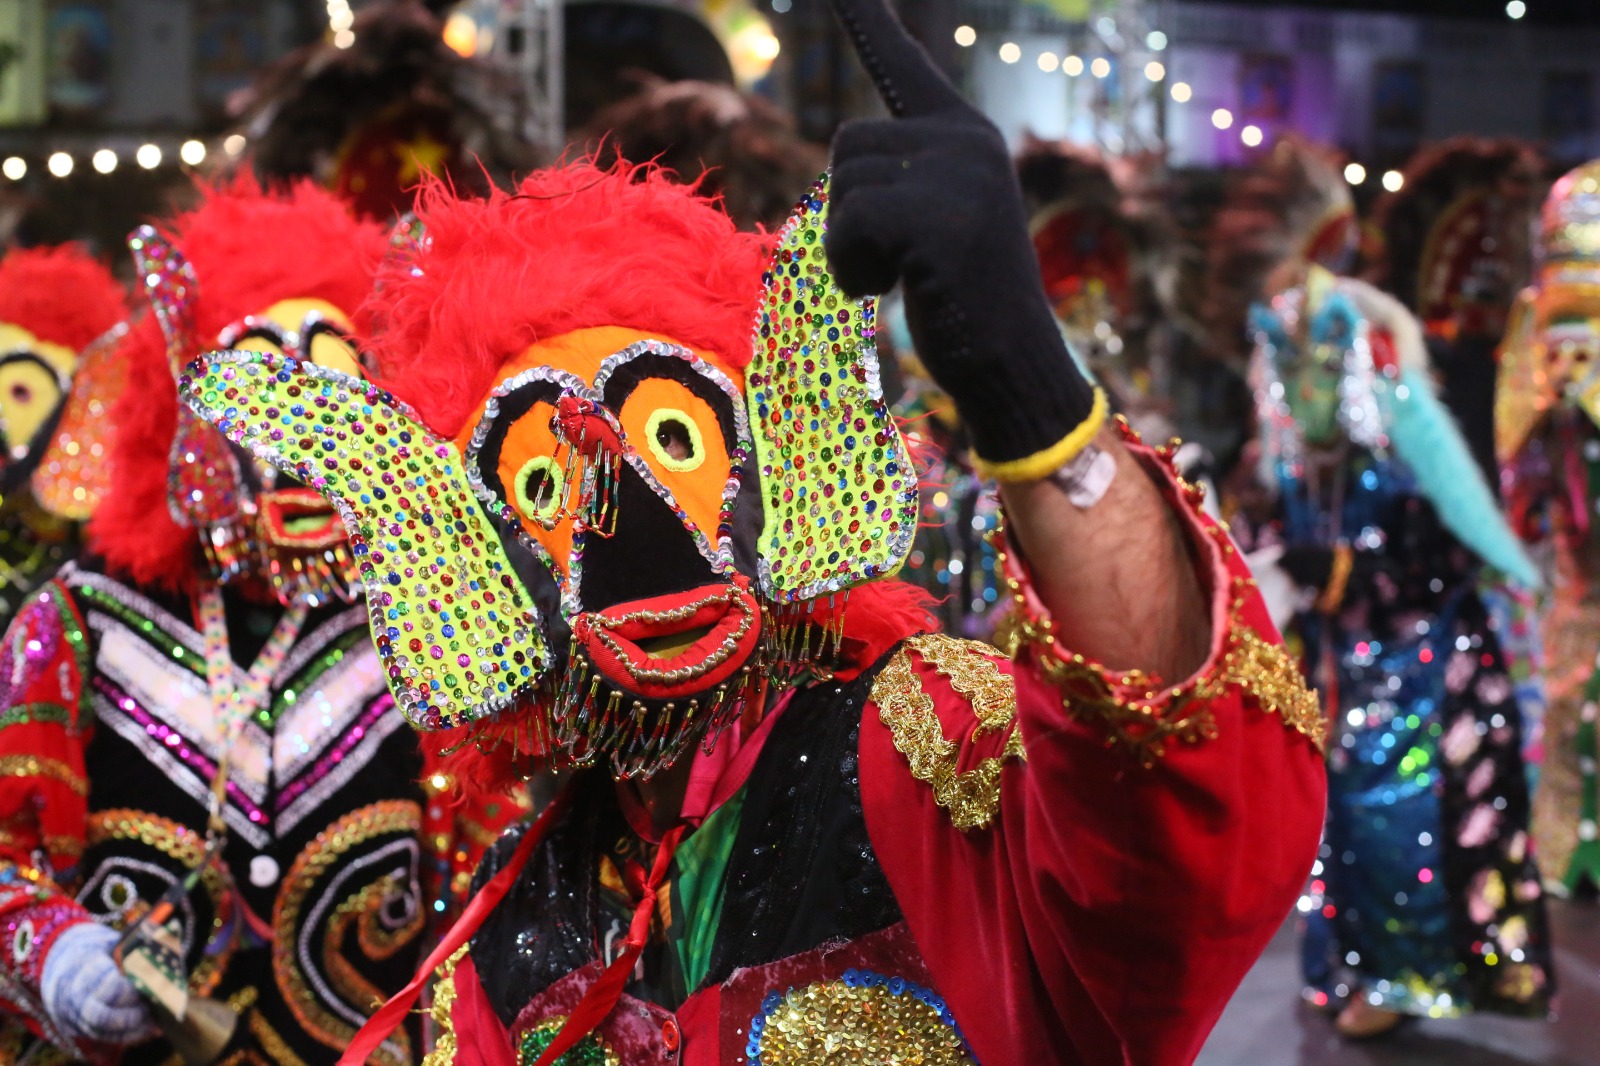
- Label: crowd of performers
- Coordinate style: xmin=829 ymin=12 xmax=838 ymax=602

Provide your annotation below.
xmin=0 ymin=0 xmax=1592 ymax=1062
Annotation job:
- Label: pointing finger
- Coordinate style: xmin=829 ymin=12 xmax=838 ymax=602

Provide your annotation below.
xmin=827 ymin=0 xmax=969 ymax=118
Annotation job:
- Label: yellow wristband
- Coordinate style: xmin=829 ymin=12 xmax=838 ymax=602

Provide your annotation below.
xmin=971 ymin=388 xmax=1109 ymax=483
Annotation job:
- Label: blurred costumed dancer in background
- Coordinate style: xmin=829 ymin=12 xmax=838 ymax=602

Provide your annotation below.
xmin=1217 ymin=137 xmax=1554 ymax=1037
xmin=1497 ymin=158 xmax=1600 ymax=898
xmin=228 ymin=0 xmax=536 ymax=220
xmin=1362 ymin=140 xmax=1550 ymax=756
xmin=580 ymin=74 xmax=828 ymax=232
xmin=0 ymin=179 xmax=518 ymax=1064
xmin=177 ymin=2 xmax=1327 ymax=1061
xmin=0 ymin=247 xmax=126 ymax=627
xmin=1204 ymin=137 xmax=1363 ymax=632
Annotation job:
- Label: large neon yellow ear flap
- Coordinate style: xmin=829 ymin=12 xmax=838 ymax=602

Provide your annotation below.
xmin=178 ymin=349 xmax=549 ymax=730
xmin=747 ymin=173 xmax=919 ymax=605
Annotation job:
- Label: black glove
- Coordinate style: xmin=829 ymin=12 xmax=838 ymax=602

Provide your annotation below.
xmin=824 ymin=0 xmax=1103 ymax=480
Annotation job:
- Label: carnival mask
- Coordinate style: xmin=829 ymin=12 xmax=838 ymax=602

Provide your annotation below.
xmin=180 ymin=175 xmax=920 ymax=778
xmin=0 ymin=323 xmax=75 ymax=476
xmin=131 ymin=226 xmax=363 ymax=606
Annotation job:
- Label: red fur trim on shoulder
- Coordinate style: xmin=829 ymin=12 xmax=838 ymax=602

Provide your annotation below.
xmin=367 ymin=160 xmax=775 ymax=438
xmin=88 ymin=176 xmax=387 ymax=591
xmin=0 ymin=245 xmax=126 ymax=351
xmin=417 ymin=726 xmax=535 ymax=810
xmin=835 ymin=579 xmax=941 ymax=678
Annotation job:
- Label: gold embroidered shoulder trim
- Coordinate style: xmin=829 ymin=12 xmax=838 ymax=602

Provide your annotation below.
xmin=422 ymin=944 xmax=470 ymax=1066
xmin=871 ymin=635 xmax=1025 ymax=832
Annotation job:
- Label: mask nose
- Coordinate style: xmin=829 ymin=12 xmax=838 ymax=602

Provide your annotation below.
xmin=553 ymin=395 xmax=625 ymax=458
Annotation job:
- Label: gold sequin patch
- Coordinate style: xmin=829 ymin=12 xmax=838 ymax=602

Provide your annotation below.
xmin=747 ymin=971 xmax=974 ymax=1064
xmin=0 ymin=755 xmax=87 ymax=796
xmin=870 ymin=634 xmax=1025 ymax=832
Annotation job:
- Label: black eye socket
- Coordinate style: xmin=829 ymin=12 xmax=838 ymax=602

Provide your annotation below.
xmin=656 ymin=418 xmax=695 ymax=461
xmin=525 ymin=466 xmax=557 ymax=510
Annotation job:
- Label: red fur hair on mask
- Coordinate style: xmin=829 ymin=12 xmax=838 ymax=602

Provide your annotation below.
xmin=366 ymin=160 xmax=774 ymax=438
xmin=0 ymin=245 xmax=127 ymax=351
xmin=88 ymin=176 xmax=387 ymax=593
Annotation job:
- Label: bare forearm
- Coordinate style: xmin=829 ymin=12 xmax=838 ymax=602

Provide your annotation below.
xmin=997 ymin=427 xmax=1210 ymax=680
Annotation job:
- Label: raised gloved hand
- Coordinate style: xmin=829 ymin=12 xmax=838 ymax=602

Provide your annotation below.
xmin=824 ymin=0 xmax=1104 ymax=481
xmin=41 ymin=921 xmax=154 ymax=1046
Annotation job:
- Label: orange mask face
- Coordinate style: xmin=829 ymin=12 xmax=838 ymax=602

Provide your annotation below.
xmin=457 ymin=325 xmax=751 ymax=601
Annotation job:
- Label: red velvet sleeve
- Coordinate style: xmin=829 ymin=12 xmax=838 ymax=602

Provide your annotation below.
xmin=859 ymin=438 xmax=1329 ymax=1065
xmin=0 ymin=581 xmax=101 ymax=1055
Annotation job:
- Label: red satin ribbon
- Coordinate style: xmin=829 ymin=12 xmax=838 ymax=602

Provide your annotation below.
xmin=337 ymin=785 xmax=573 ymax=1066
xmin=529 ymin=824 xmax=685 ymax=1066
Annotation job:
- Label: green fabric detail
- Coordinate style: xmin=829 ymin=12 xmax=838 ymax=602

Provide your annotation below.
xmin=43 ymin=582 xmax=94 ymax=728
xmin=71 ymin=583 xmax=202 ymax=681
xmin=669 ymin=787 xmax=746 ymax=994
xmin=0 ymin=704 xmax=72 ymax=731
xmin=518 ymin=1020 xmax=614 ymax=1065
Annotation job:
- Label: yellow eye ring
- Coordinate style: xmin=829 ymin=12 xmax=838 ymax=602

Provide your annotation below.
xmin=645 ymin=408 xmax=705 ymax=472
xmin=513 ymin=455 xmax=565 ymax=523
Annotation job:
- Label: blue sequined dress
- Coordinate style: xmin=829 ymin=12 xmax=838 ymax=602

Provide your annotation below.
xmin=1288 ymin=451 xmax=1554 ymax=1018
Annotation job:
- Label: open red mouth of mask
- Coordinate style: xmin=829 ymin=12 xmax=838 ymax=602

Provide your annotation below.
xmin=569 ymin=581 xmax=762 ymax=700
xmin=256 ymin=487 xmax=346 ymax=550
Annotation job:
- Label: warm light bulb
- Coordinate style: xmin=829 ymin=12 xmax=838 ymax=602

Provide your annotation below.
xmin=954 ymin=25 xmax=976 ymax=47
xmin=180 ymin=140 xmax=207 ymax=166
xmin=1212 ymin=108 xmax=1234 ymax=130
xmin=1 ymin=157 xmax=24 ymax=181
xmin=1241 ymin=125 xmax=1263 ymax=147
xmin=1382 ymin=169 xmax=1405 ymax=192
xmin=223 ymin=134 xmax=247 ymax=158
xmin=92 ymin=149 xmax=117 ymax=174
xmin=1038 ymin=52 xmax=1060 ymax=73
xmin=47 ymin=152 xmax=72 ymax=178
xmin=1063 ymin=55 xmax=1085 ymax=76
xmin=1144 ymin=60 xmax=1165 ymax=82
xmin=1090 ymin=57 xmax=1111 ymax=79
xmin=1344 ymin=162 xmax=1367 ymax=185
xmin=136 ymin=144 xmax=162 ymax=169
xmin=998 ymin=42 xmax=1021 ymax=64
xmin=1170 ymin=81 xmax=1192 ymax=103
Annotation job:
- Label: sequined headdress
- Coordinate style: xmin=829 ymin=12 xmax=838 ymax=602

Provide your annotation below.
xmin=181 ymin=162 xmax=919 ymax=778
xmin=1496 ymin=158 xmax=1600 ymax=461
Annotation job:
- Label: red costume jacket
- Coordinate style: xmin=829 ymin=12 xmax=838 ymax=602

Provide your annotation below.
xmin=421 ymin=442 xmax=1327 ymax=1066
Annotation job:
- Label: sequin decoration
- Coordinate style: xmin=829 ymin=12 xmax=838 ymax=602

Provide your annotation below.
xmin=517 ymin=1016 xmax=621 ymax=1066
xmin=128 ymin=225 xmax=247 ymax=529
xmin=746 ymin=970 xmax=975 ymax=1065
xmin=177 ymin=348 xmax=547 ymax=729
xmin=748 ymin=173 xmax=918 ymax=604
xmin=31 ymin=321 xmax=128 ymax=521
